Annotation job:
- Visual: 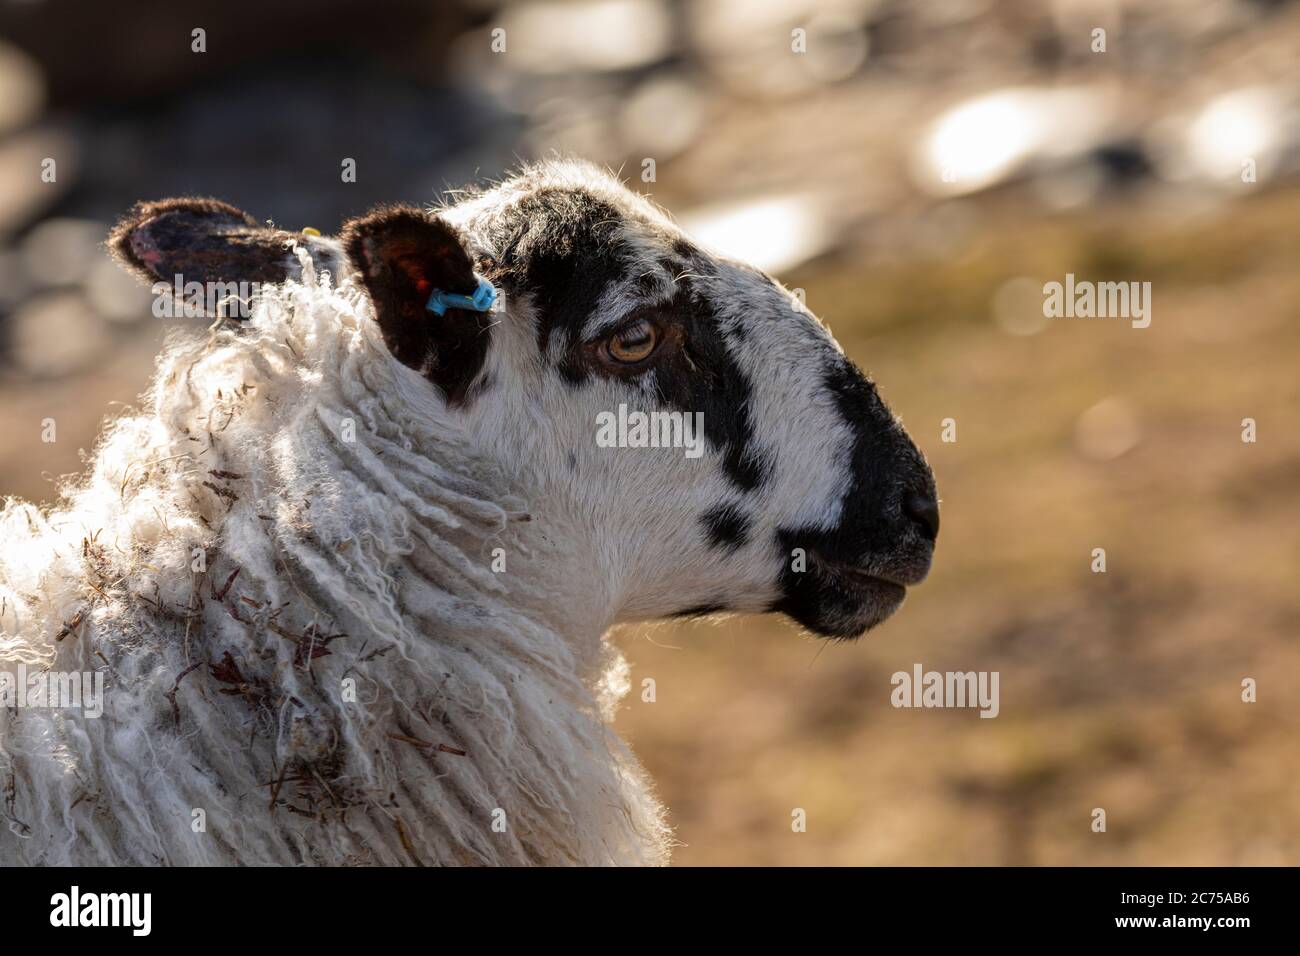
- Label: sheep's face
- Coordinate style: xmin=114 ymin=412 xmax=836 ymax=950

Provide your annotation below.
xmin=343 ymin=163 xmax=937 ymax=639
xmin=111 ymin=163 xmax=937 ymax=640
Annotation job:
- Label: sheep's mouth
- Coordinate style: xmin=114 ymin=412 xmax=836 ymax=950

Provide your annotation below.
xmin=815 ymin=555 xmax=918 ymax=593
xmin=772 ymin=548 xmax=916 ymax=640
xmin=810 ymin=555 xmax=910 ymax=635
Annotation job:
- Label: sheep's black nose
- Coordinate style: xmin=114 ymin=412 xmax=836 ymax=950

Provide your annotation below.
xmin=903 ymin=490 xmax=940 ymax=541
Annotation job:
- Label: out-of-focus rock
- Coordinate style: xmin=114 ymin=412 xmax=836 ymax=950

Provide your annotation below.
xmin=0 ymin=40 xmax=45 ymax=135
xmin=620 ymin=73 xmax=708 ymax=160
xmin=19 ymin=217 xmax=104 ymax=288
xmin=9 ymin=291 xmax=109 ymax=378
xmin=86 ymin=257 xmax=154 ymax=324
xmin=678 ymin=193 xmax=833 ymax=274
xmin=911 ymin=87 xmax=1115 ymax=197
xmin=499 ymin=0 xmax=673 ymax=74
xmin=689 ymin=0 xmax=873 ymax=97
xmin=1155 ymin=87 xmax=1296 ymax=188
xmin=0 ymin=248 xmax=33 ymax=310
xmin=0 ymin=127 xmax=78 ymax=239
xmin=524 ymin=89 xmax=624 ymax=162
xmin=801 ymin=11 xmax=871 ymax=84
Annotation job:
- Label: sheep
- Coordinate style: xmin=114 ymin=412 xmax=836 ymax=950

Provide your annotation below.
xmin=0 ymin=160 xmax=938 ymax=866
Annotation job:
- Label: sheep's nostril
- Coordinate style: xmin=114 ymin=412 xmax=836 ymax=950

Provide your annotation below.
xmin=903 ymin=491 xmax=940 ymax=541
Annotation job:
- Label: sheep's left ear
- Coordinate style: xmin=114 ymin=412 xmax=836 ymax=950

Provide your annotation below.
xmin=341 ymin=206 xmax=492 ymax=405
xmin=108 ymin=197 xmax=343 ymax=292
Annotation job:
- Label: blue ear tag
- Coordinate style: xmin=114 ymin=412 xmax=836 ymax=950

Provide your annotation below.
xmin=426 ymin=276 xmax=498 ymax=317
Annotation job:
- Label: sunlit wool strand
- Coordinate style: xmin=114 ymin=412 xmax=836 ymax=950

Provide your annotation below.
xmin=0 ymin=250 xmax=668 ymax=865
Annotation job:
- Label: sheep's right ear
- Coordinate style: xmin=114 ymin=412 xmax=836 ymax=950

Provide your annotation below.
xmin=341 ymin=206 xmax=492 ymax=405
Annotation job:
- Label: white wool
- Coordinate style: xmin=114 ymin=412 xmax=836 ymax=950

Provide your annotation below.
xmin=0 ymin=254 xmax=669 ymax=866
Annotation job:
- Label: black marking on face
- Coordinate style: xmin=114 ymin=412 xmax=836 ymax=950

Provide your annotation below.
xmin=483 ymin=185 xmax=771 ymax=493
xmin=769 ymin=527 xmax=890 ymax=639
xmin=486 ymin=188 xmax=631 ymax=384
xmin=771 ymin=353 xmax=937 ymax=639
xmin=701 ymin=503 xmax=751 ymax=552
xmin=816 ymin=354 xmax=933 ymax=561
xmin=646 ymin=283 xmax=772 ymax=491
xmin=631 ymin=271 xmax=662 ymax=298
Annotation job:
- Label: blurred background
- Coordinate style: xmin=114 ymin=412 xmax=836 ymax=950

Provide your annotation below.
xmin=1 ymin=0 xmax=1297 ymax=864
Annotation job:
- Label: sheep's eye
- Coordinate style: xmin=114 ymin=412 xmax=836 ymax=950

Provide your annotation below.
xmin=604 ymin=319 xmax=660 ymax=364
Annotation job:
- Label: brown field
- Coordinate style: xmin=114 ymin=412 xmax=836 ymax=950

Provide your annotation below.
xmin=613 ymin=188 xmax=1300 ymax=865
xmin=3 ymin=182 xmax=1296 ymax=868
xmin=2 ymin=0 xmax=1298 ymax=868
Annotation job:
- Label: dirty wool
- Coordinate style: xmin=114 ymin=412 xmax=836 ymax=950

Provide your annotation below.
xmin=0 ymin=252 xmax=668 ymax=865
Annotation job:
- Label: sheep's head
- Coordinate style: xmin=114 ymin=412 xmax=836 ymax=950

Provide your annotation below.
xmin=110 ymin=161 xmax=937 ymax=639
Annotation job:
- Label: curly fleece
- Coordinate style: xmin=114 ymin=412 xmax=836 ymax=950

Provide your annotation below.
xmin=0 ymin=250 xmax=669 ymax=865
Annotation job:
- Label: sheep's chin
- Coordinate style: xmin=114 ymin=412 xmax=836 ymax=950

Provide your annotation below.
xmin=774 ymin=564 xmax=909 ymax=640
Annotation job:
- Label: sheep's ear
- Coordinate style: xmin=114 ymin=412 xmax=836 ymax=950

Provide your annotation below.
xmin=340 ymin=205 xmax=491 ymax=405
xmin=108 ymin=197 xmax=344 ymax=295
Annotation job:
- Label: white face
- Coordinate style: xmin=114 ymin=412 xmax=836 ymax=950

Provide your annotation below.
xmin=437 ymin=163 xmax=939 ymax=638
xmin=111 ymin=162 xmax=938 ymax=639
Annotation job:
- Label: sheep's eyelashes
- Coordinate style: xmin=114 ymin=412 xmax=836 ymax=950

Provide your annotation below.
xmin=600 ymin=319 xmax=663 ymax=368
